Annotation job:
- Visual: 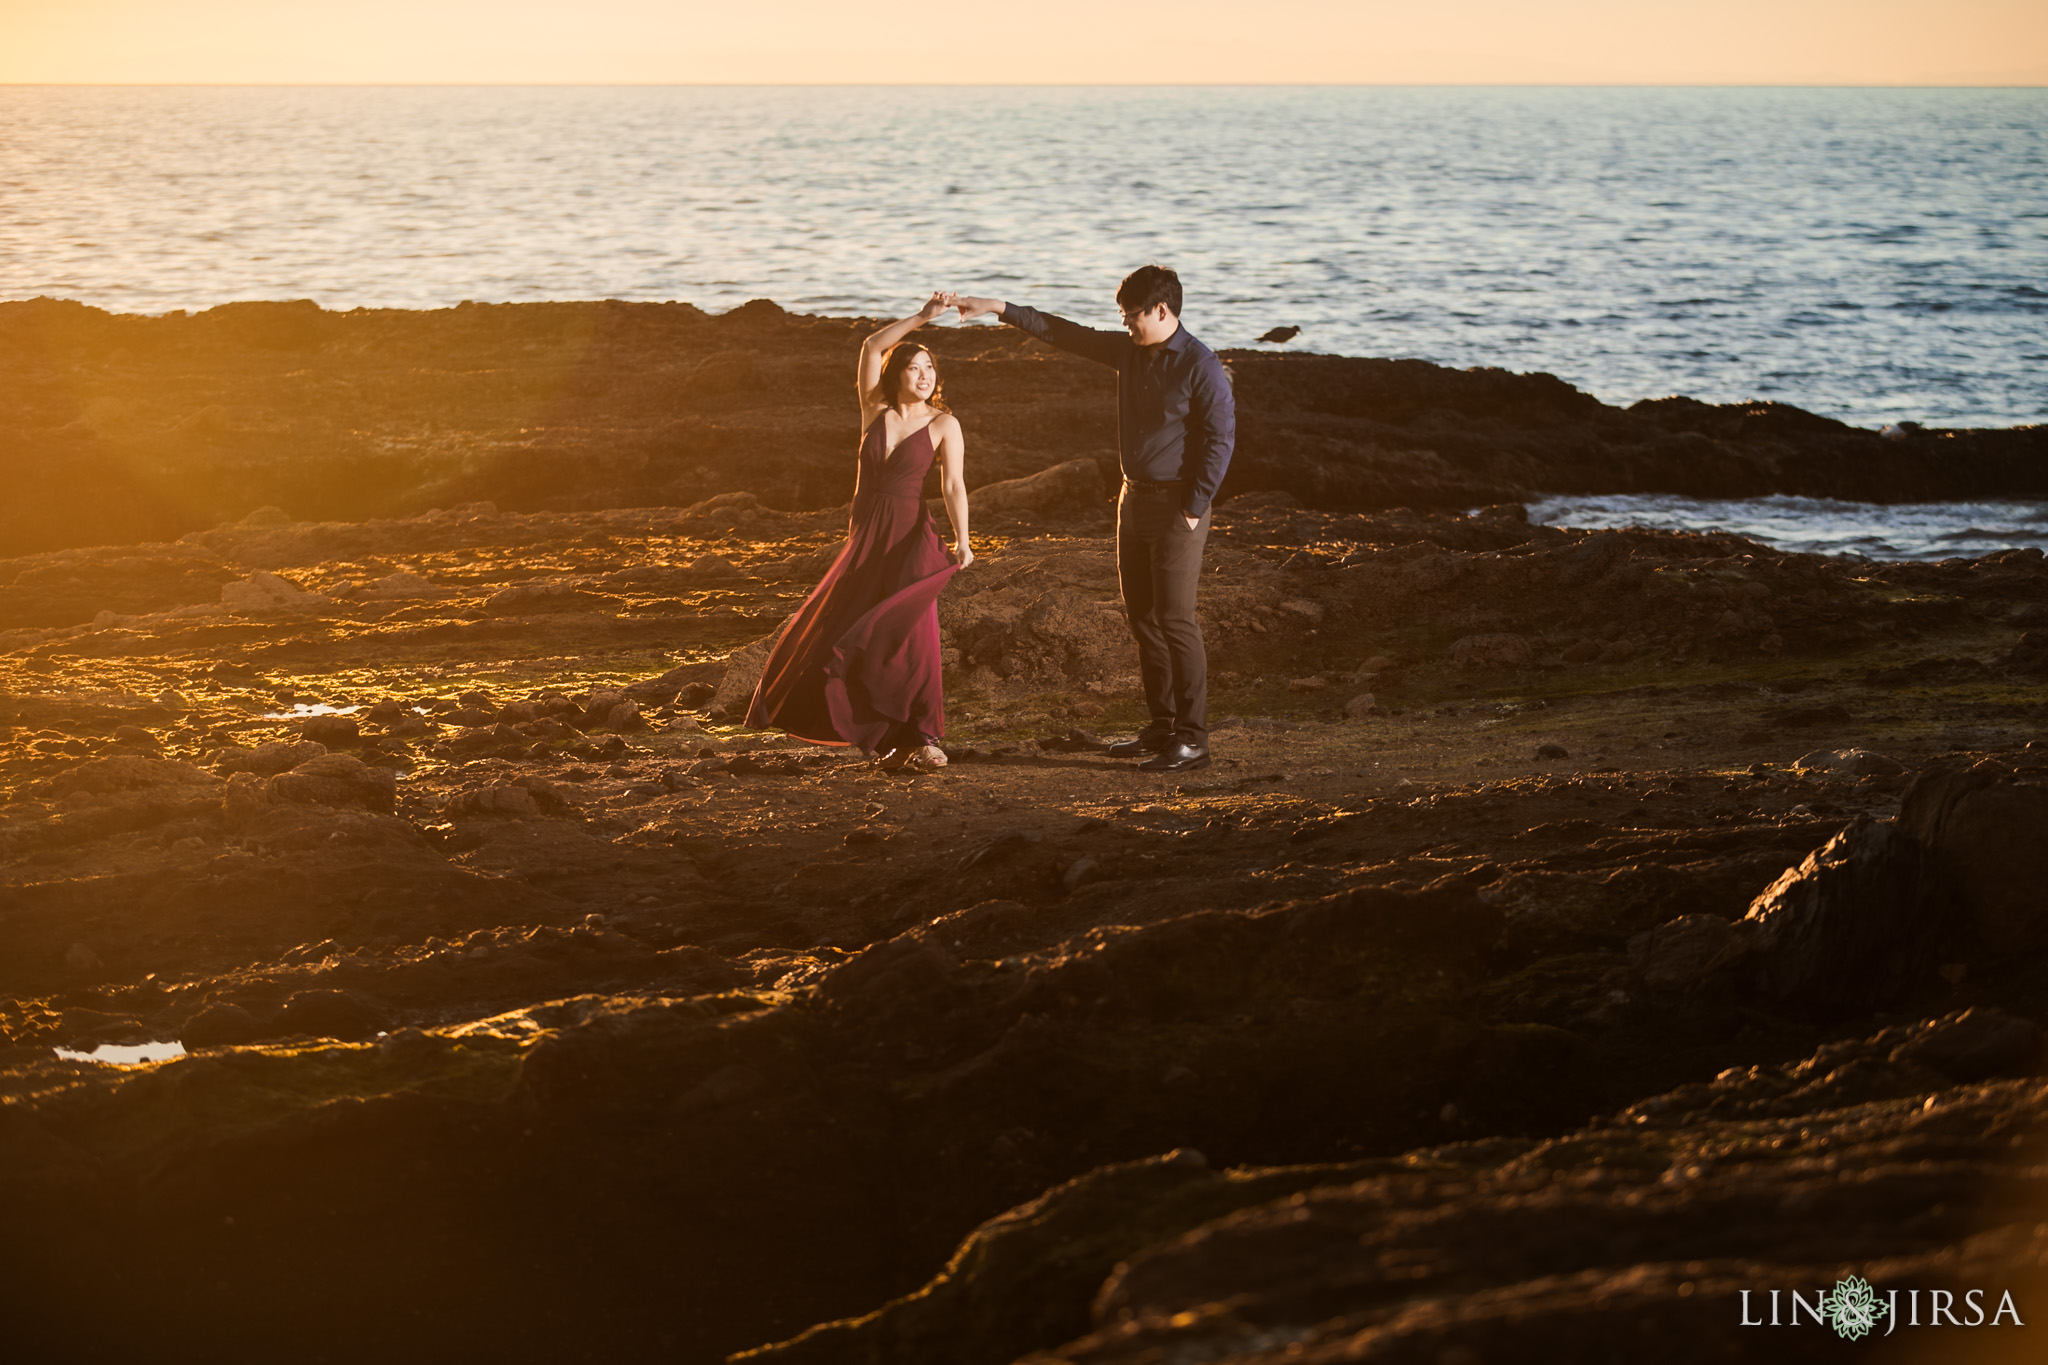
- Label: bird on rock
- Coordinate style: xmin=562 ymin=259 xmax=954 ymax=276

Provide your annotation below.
xmin=1258 ymin=325 xmax=1301 ymax=343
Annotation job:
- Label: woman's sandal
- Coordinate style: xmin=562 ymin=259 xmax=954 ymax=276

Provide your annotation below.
xmin=906 ymin=744 xmax=948 ymax=770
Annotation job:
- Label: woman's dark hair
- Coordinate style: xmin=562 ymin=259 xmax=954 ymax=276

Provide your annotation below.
xmin=1116 ymin=264 xmax=1183 ymax=318
xmin=877 ymin=342 xmax=947 ymax=412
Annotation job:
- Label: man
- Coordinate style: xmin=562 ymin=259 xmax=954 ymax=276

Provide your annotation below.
xmin=957 ymin=266 xmax=1235 ymax=773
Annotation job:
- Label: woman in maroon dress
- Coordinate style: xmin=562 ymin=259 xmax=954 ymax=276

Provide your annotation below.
xmin=744 ymin=292 xmax=973 ymax=769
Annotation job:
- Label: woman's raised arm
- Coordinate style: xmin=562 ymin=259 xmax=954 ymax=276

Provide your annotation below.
xmin=857 ymin=292 xmax=953 ymax=405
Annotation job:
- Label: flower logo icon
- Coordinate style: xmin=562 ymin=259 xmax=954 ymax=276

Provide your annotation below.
xmin=1819 ymin=1275 xmax=1889 ymax=1341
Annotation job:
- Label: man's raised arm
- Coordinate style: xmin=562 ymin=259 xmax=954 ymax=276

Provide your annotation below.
xmin=955 ymin=297 xmax=1126 ymax=370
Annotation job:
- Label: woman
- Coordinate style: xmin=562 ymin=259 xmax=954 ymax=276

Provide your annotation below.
xmin=744 ymin=291 xmax=973 ymax=769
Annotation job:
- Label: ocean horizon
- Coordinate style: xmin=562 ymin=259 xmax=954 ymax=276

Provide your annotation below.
xmin=3 ymin=84 xmax=2043 ymax=429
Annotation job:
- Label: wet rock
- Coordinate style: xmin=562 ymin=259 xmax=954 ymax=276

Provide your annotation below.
xmin=820 ymin=934 xmax=959 ymax=1006
xmin=923 ymin=900 xmax=1039 ymax=960
xmin=481 ymin=581 xmax=616 ymax=614
xmin=267 ymin=753 xmax=399 ymax=813
xmin=214 ymin=740 xmax=327 ymax=777
xmin=623 ymin=661 xmax=718 ymax=706
xmin=1627 ymin=914 xmax=1756 ymax=995
xmin=598 ymin=698 xmax=643 ymax=731
xmin=1898 ymin=759 xmax=2048 ymax=954
xmin=356 ymin=569 xmax=449 ymax=600
xmin=1557 ymin=529 xmax=1629 ymax=586
xmin=272 ymin=988 xmax=387 ymax=1041
xmin=959 ymin=829 xmax=1043 ymax=871
xmin=42 ymin=754 xmax=219 ymax=798
xmin=969 ymin=458 xmax=1106 ymax=520
xmin=301 ymin=714 xmax=360 ymax=748
xmin=1003 ymin=593 xmax=1131 ymax=686
xmin=709 ymin=630 xmax=784 ymax=718
xmin=1534 ymin=743 xmax=1570 ymax=760
xmin=219 ymin=570 xmax=325 ymax=614
xmin=448 ymin=778 xmax=567 ymax=817
xmin=110 ymin=724 xmax=159 ymax=749
xmin=580 ymin=688 xmax=628 ymax=726
xmin=671 ymin=1063 xmax=770 ymax=1117
xmin=684 ymin=552 xmax=745 ymax=579
xmin=221 ymin=770 xmax=273 ymax=823
xmin=1891 ymin=1007 xmax=2044 ymax=1082
xmin=1341 ymin=692 xmax=1380 ymax=720
xmin=2005 ymin=629 xmax=2048 ymax=676
xmin=738 ymin=1151 xmax=1243 ymax=1365
xmin=181 ymin=1002 xmax=269 ymax=1049
xmin=1743 ymin=815 xmax=1935 ymax=1016
xmin=1448 ymin=633 xmax=1533 ymax=670
xmin=1061 ymin=857 xmax=1101 ymax=892
xmin=1793 ymin=747 xmax=1905 ymax=777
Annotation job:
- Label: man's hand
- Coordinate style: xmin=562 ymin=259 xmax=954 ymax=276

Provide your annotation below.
xmin=955 ymin=296 xmax=1004 ymax=322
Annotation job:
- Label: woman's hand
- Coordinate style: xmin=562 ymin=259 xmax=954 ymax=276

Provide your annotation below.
xmin=917 ymin=291 xmax=954 ymax=323
xmin=953 ymin=542 xmax=975 ymax=569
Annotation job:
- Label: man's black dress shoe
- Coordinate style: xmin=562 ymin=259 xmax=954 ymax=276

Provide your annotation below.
xmin=1139 ymin=741 xmax=1210 ymax=773
xmin=1107 ymin=734 xmax=1169 ymax=758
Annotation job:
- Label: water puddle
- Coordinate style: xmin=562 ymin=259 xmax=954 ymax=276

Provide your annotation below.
xmin=54 ymin=1041 xmax=187 ymax=1065
xmin=258 ymin=702 xmax=363 ymax=720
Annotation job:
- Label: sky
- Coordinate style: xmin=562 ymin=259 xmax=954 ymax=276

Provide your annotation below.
xmin=2 ymin=0 xmax=2043 ymax=85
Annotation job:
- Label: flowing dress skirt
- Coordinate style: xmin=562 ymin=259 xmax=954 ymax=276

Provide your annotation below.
xmin=745 ymin=483 xmax=957 ymax=753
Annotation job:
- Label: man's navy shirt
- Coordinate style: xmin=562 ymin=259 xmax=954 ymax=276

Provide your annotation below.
xmin=999 ymin=302 xmax=1236 ymax=518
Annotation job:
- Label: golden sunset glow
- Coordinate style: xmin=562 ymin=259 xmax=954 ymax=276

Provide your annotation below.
xmin=2 ymin=0 xmax=2043 ymax=84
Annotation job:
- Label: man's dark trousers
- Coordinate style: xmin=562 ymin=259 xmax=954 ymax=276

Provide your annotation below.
xmin=1118 ymin=478 xmax=1209 ymax=747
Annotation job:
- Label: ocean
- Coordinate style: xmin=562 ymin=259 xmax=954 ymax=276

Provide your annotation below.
xmin=2 ymin=85 xmax=2044 ymax=556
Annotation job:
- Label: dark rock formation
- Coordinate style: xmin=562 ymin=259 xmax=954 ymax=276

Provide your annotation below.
xmin=742 ymin=1016 xmax=2047 ymax=1365
xmin=1743 ymin=816 xmax=1936 ymax=1016
xmin=4 ymin=298 xmax=2042 ymax=557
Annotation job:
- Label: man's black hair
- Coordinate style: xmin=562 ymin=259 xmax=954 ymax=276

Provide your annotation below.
xmin=1116 ymin=264 xmax=1182 ymax=318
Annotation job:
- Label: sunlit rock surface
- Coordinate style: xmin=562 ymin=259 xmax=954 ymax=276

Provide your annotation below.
xmin=2 ymin=304 xmax=2046 ymax=1362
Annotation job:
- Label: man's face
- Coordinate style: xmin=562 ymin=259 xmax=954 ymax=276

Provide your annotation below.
xmin=1120 ymin=301 xmax=1178 ymax=347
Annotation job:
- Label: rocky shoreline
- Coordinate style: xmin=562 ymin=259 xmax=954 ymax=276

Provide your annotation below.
xmin=4 ymin=297 xmax=2044 ymax=558
xmin=1 ymin=302 xmax=2046 ymax=1362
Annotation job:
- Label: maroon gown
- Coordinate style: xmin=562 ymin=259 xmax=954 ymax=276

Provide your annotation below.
xmin=744 ymin=414 xmax=959 ymax=753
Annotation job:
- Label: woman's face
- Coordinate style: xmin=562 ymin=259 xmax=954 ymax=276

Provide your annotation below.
xmin=899 ymin=350 xmax=937 ymax=403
